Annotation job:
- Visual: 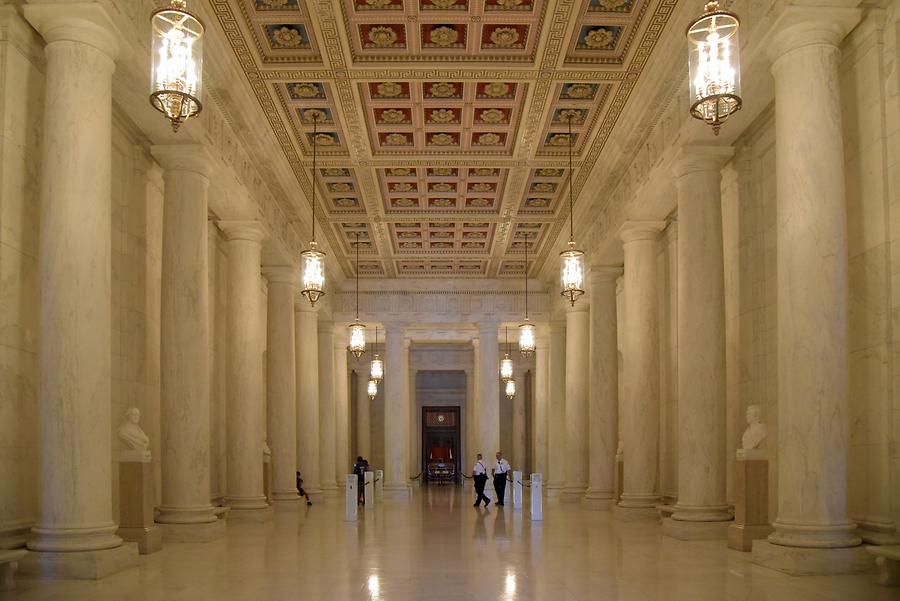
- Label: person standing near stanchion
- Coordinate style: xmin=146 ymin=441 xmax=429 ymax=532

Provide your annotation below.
xmin=492 ymin=451 xmax=511 ymax=506
xmin=472 ymin=453 xmax=490 ymax=508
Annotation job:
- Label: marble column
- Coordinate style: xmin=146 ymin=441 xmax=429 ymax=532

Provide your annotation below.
xmin=467 ymin=341 xmax=480 ymax=470
xmin=752 ymin=7 xmax=864 ymax=573
xmin=356 ymin=370 xmax=371 ymax=460
xmin=616 ymin=221 xmax=666 ymax=520
xmin=532 ymin=328 xmax=550 ymax=478
xmin=564 ymin=304 xmax=590 ymax=502
xmin=512 ymin=366 xmax=527 ymax=473
xmin=152 ymin=146 xmax=223 ymax=541
xmin=546 ymin=321 xmax=566 ymax=498
xmin=383 ymin=323 xmax=411 ymax=499
xmin=295 ymin=302 xmax=322 ymax=501
xmin=318 ymin=321 xmax=337 ymax=497
xmin=333 ymin=333 xmax=350 ymax=486
xmin=219 ymin=221 xmax=271 ymax=520
xmin=263 ymin=266 xmax=299 ymax=509
xmin=23 ymin=3 xmax=136 ymax=575
xmin=584 ymin=267 xmax=622 ymax=509
xmin=477 ymin=322 xmax=500 ymax=458
xmin=663 ymin=149 xmax=734 ymax=539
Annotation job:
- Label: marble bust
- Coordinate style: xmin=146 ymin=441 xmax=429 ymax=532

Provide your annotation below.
xmin=738 ymin=404 xmax=767 ymax=459
xmin=118 ymin=407 xmax=151 ymax=461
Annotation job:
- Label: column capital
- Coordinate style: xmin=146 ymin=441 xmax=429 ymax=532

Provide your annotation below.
xmin=471 ymin=337 xmax=480 ymax=349
xmin=476 ymin=320 xmax=500 ymax=333
xmin=765 ymin=5 xmax=861 ymax=64
xmin=294 ymin=297 xmax=319 ymax=313
xmin=218 ymin=220 xmax=267 ymax=243
xmin=151 ymin=145 xmax=217 ymax=177
xmin=262 ymin=265 xmax=297 ymax=285
xmin=589 ymin=265 xmax=623 ymax=283
xmin=565 ymin=301 xmax=589 ymax=314
xmin=618 ymin=221 xmax=667 ymax=245
xmin=25 ymin=1 xmax=121 ymax=59
xmin=549 ymin=320 xmax=566 ymax=335
xmin=403 ymin=338 xmax=411 ymax=350
xmin=670 ymin=146 xmax=734 ymax=178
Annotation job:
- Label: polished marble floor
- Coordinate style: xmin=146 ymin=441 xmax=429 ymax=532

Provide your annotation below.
xmin=9 ymin=486 xmax=891 ymax=600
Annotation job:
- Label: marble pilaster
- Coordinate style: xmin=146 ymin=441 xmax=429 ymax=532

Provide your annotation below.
xmin=664 ymin=148 xmax=734 ymax=539
xmin=23 ymin=2 xmax=138 ymax=575
xmin=220 ymin=221 xmax=271 ymax=520
xmin=295 ymin=302 xmax=322 ymax=501
xmin=153 ymin=145 xmax=223 ymax=541
xmin=318 ymin=321 xmax=337 ymax=497
xmin=546 ymin=321 xmax=567 ymax=499
xmin=477 ymin=322 xmax=500 ymax=458
xmin=262 ymin=266 xmax=299 ymax=509
xmin=563 ymin=304 xmax=589 ymax=502
xmin=616 ymin=221 xmax=666 ymax=520
xmin=383 ymin=323 xmax=411 ymax=499
xmin=512 ymin=366 xmax=527 ymax=473
xmin=584 ymin=267 xmax=622 ymax=509
xmin=532 ymin=328 xmax=549 ymax=478
xmin=753 ymin=6 xmax=864 ymax=573
xmin=333 ymin=333 xmax=350 ymax=486
xmin=355 ymin=370 xmax=371 ymax=460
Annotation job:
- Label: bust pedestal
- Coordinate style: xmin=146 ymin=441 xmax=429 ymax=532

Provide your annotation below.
xmin=117 ymin=453 xmax=162 ymax=555
xmin=727 ymin=450 xmax=772 ymax=551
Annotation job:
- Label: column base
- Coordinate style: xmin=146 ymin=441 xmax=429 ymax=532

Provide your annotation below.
xmin=560 ymin=487 xmax=586 ymax=503
xmin=662 ymin=517 xmax=731 ymax=540
xmin=116 ymin=526 xmax=161 ymax=554
xmin=18 ymin=543 xmax=139 ymax=580
xmin=321 ymin=485 xmax=339 ymax=499
xmin=728 ymin=523 xmax=774 ymax=552
xmin=270 ymin=497 xmax=302 ymax=511
xmin=304 ymin=487 xmax=324 ymax=504
xmin=751 ymin=540 xmax=874 ymax=575
xmin=382 ymin=485 xmax=411 ymax=501
xmin=582 ymin=490 xmax=614 ymax=510
xmin=157 ymin=519 xmax=226 ymax=543
xmin=857 ymin=520 xmax=900 ymax=545
xmin=545 ymin=485 xmax=565 ymax=500
xmin=227 ymin=506 xmax=274 ymax=523
xmin=613 ymin=504 xmax=659 ymax=522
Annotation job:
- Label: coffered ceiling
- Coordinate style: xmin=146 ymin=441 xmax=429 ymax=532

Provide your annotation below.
xmin=211 ymin=0 xmax=679 ymax=278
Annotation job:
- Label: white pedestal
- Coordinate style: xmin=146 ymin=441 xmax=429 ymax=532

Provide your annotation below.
xmin=728 ymin=454 xmax=772 ymax=552
xmin=530 ymin=473 xmax=543 ymax=521
xmin=512 ymin=471 xmax=523 ymax=509
xmin=117 ymin=458 xmax=161 ymax=555
xmin=364 ymin=471 xmax=374 ymax=511
xmin=345 ymin=475 xmax=357 ymax=522
xmin=375 ymin=470 xmax=384 ymax=503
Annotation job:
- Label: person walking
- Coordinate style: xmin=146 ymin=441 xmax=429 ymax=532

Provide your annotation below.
xmin=472 ymin=453 xmax=490 ymax=508
xmin=492 ymin=451 xmax=511 ymax=506
xmin=353 ymin=456 xmax=367 ymax=506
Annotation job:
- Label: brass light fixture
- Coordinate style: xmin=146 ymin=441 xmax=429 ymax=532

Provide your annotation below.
xmin=149 ymin=0 xmax=204 ymax=132
xmin=369 ymin=325 xmax=383 ymax=383
xmin=559 ymin=114 xmax=585 ymax=306
xmin=348 ymin=231 xmax=366 ymax=358
xmin=687 ymin=1 xmax=742 ymax=135
xmin=518 ymin=232 xmax=536 ymax=358
xmin=500 ymin=326 xmax=514 ymax=382
xmin=367 ymin=378 xmax=378 ymax=401
xmin=300 ymin=113 xmax=326 ymax=305
xmin=505 ymin=378 xmax=516 ymax=401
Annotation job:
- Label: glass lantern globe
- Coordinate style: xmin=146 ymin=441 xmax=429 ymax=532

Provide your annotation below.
xmin=348 ymin=322 xmax=366 ymax=358
xmin=367 ymin=379 xmax=378 ymax=401
xmin=300 ymin=243 xmax=325 ymax=305
xmin=150 ymin=0 xmax=203 ymax=131
xmin=560 ymin=241 xmax=585 ymax=306
xmin=370 ymin=355 xmax=383 ymax=383
xmin=687 ymin=1 xmax=742 ymax=135
xmin=519 ymin=321 xmax=535 ymax=358
xmin=500 ymin=355 xmax=514 ymax=381
xmin=505 ymin=379 xmax=516 ymax=400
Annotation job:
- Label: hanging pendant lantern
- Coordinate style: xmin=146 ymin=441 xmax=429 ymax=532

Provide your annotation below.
xmin=505 ymin=378 xmax=516 ymax=400
xmin=559 ymin=114 xmax=585 ymax=306
xmin=367 ymin=379 xmax=378 ymax=401
xmin=348 ymin=231 xmax=366 ymax=359
xmin=150 ymin=0 xmax=204 ymax=132
xmin=500 ymin=326 xmax=514 ymax=381
xmin=687 ymin=1 xmax=742 ymax=135
xmin=519 ymin=232 xmax=536 ymax=358
xmin=301 ymin=113 xmax=326 ymax=305
xmin=369 ymin=326 xmax=383 ymax=383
